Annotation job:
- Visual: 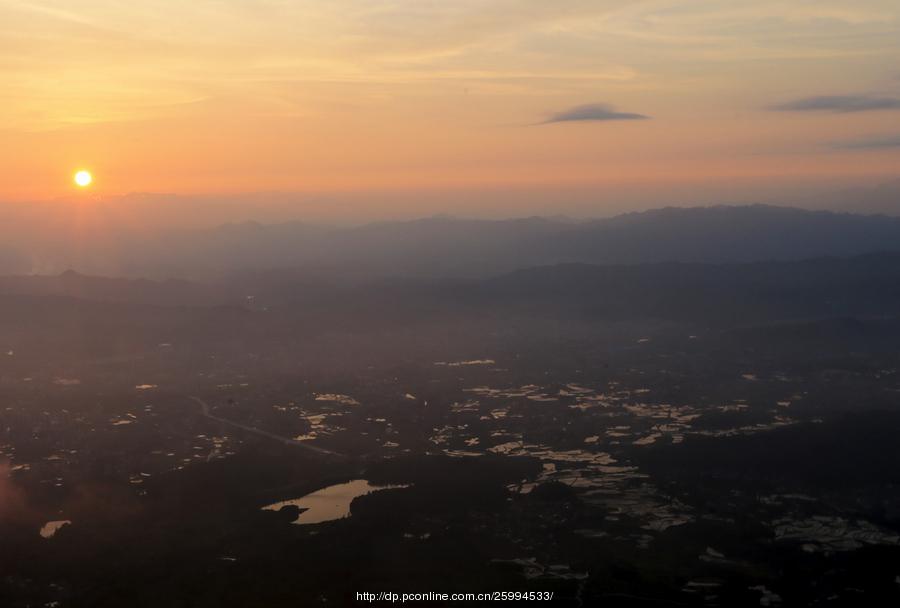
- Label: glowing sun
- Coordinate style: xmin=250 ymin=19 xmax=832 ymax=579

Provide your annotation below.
xmin=74 ymin=170 xmax=93 ymax=187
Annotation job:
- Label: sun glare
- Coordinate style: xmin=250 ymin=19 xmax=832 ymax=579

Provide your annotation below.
xmin=74 ymin=170 xmax=93 ymax=188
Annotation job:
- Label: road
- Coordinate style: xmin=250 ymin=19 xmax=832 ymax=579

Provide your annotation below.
xmin=189 ymin=396 xmax=345 ymax=458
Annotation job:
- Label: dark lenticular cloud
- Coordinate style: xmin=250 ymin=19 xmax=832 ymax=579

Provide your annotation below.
xmin=543 ymin=103 xmax=649 ymax=124
xmin=772 ymin=95 xmax=900 ymax=113
xmin=832 ymin=134 xmax=900 ymax=149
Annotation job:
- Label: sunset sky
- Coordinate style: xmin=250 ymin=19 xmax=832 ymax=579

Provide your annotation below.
xmin=2 ymin=0 xmax=900 ymax=215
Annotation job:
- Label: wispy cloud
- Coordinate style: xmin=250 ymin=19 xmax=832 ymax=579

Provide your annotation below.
xmin=771 ymin=94 xmax=900 ymax=113
xmin=8 ymin=0 xmax=100 ymax=26
xmin=832 ymin=134 xmax=900 ymax=149
xmin=542 ymin=103 xmax=649 ymax=124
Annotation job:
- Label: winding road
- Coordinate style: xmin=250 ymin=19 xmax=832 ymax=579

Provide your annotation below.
xmin=189 ymin=396 xmax=344 ymax=458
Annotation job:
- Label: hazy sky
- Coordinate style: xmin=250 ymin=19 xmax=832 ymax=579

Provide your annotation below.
xmin=2 ymin=0 xmax=900 ymax=216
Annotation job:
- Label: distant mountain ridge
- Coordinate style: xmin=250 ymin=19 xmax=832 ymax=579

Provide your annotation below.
xmin=2 ymin=252 xmax=900 ymax=329
xmin=6 ymin=204 xmax=900 ymax=279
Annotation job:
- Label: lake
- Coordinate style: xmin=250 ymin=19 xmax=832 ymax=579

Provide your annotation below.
xmin=262 ymin=479 xmax=408 ymax=525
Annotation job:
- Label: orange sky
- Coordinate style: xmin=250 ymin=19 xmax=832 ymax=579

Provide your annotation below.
xmin=2 ymin=1 xmax=899 ymax=213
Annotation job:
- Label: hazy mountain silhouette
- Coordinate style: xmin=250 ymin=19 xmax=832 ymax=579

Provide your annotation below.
xmin=0 ymin=270 xmax=229 ymax=306
xmin=6 ymin=252 xmax=900 ymax=327
xmin=130 ymin=205 xmax=900 ymax=279
xmin=9 ymin=204 xmax=900 ymax=279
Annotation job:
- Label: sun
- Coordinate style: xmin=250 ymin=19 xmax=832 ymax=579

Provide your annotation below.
xmin=74 ymin=170 xmax=93 ymax=188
